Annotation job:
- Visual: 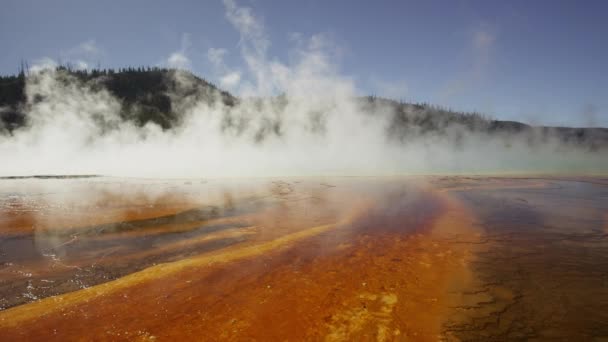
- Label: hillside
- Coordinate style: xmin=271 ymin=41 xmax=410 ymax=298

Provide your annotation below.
xmin=0 ymin=67 xmax=235 ymax=130
xmin=1 ymin=67 xmax=606 ymax=150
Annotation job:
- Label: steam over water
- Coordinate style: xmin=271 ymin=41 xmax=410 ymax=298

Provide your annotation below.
xmin=0 ymin=0 xmax=606 ymax=178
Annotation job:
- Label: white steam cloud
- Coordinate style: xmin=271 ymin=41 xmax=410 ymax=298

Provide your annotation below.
xmin=0 ymin=1 xmax=606 ymax=178
xmin=166 ymin=33 xmax=192 ymax=69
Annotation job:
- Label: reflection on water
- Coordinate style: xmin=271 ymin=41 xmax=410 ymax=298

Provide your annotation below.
xmin=0 ymin=176 xmax=607 ymax=340
xmin=1 ymin=178 xmax=421 ymax=310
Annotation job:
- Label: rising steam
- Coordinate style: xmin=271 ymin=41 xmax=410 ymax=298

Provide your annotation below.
xmin=0 ymin=0 xmax=606 ymax=178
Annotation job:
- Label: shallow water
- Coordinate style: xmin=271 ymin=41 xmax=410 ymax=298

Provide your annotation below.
xmin=0 ymin=176 xmax=606 ymax=340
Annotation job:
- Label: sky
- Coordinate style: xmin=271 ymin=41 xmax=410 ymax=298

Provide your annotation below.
xmin=1 ymin=0 xmax=607 ymax=127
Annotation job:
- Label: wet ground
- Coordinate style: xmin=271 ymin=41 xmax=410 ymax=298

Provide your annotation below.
xmin=0 ymin=176 xmax=606 ymax=341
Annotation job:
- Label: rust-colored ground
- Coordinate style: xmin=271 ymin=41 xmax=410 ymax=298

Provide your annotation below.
xmin=0 ymin=176 xmax=607 ymax=341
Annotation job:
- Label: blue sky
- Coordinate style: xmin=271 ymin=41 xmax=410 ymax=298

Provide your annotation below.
xmin=1 ymin=0 xmax=607 ymax=127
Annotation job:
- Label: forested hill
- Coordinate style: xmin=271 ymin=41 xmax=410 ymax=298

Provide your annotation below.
xmin=1 ymin=67 xmax=607 ymax=149
xmin=0 ymin=66 xmax=236 ymax=130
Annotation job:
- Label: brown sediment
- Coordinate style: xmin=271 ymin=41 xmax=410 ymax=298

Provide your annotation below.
xmin=438 ymin=177 xmax=608 ymax=340
xmin=0 ymin=196 xmax=205 ymax=236
xmin=429 ymin=175 xmax=551 ymax=193
xmin=0 ymin=182 xmax=483 ymax=341
xmin=0 ymin=207 xmax=38 ymax=236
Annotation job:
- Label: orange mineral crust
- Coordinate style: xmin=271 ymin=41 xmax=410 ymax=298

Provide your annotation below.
xmin=0 ymin=176 xmax=607 ymax=341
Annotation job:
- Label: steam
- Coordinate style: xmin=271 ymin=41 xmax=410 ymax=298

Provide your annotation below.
xmin=0 ymin=0 xmax=606 ymax=178
xmin=167 ymin=34 xmax=192 ymax=70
